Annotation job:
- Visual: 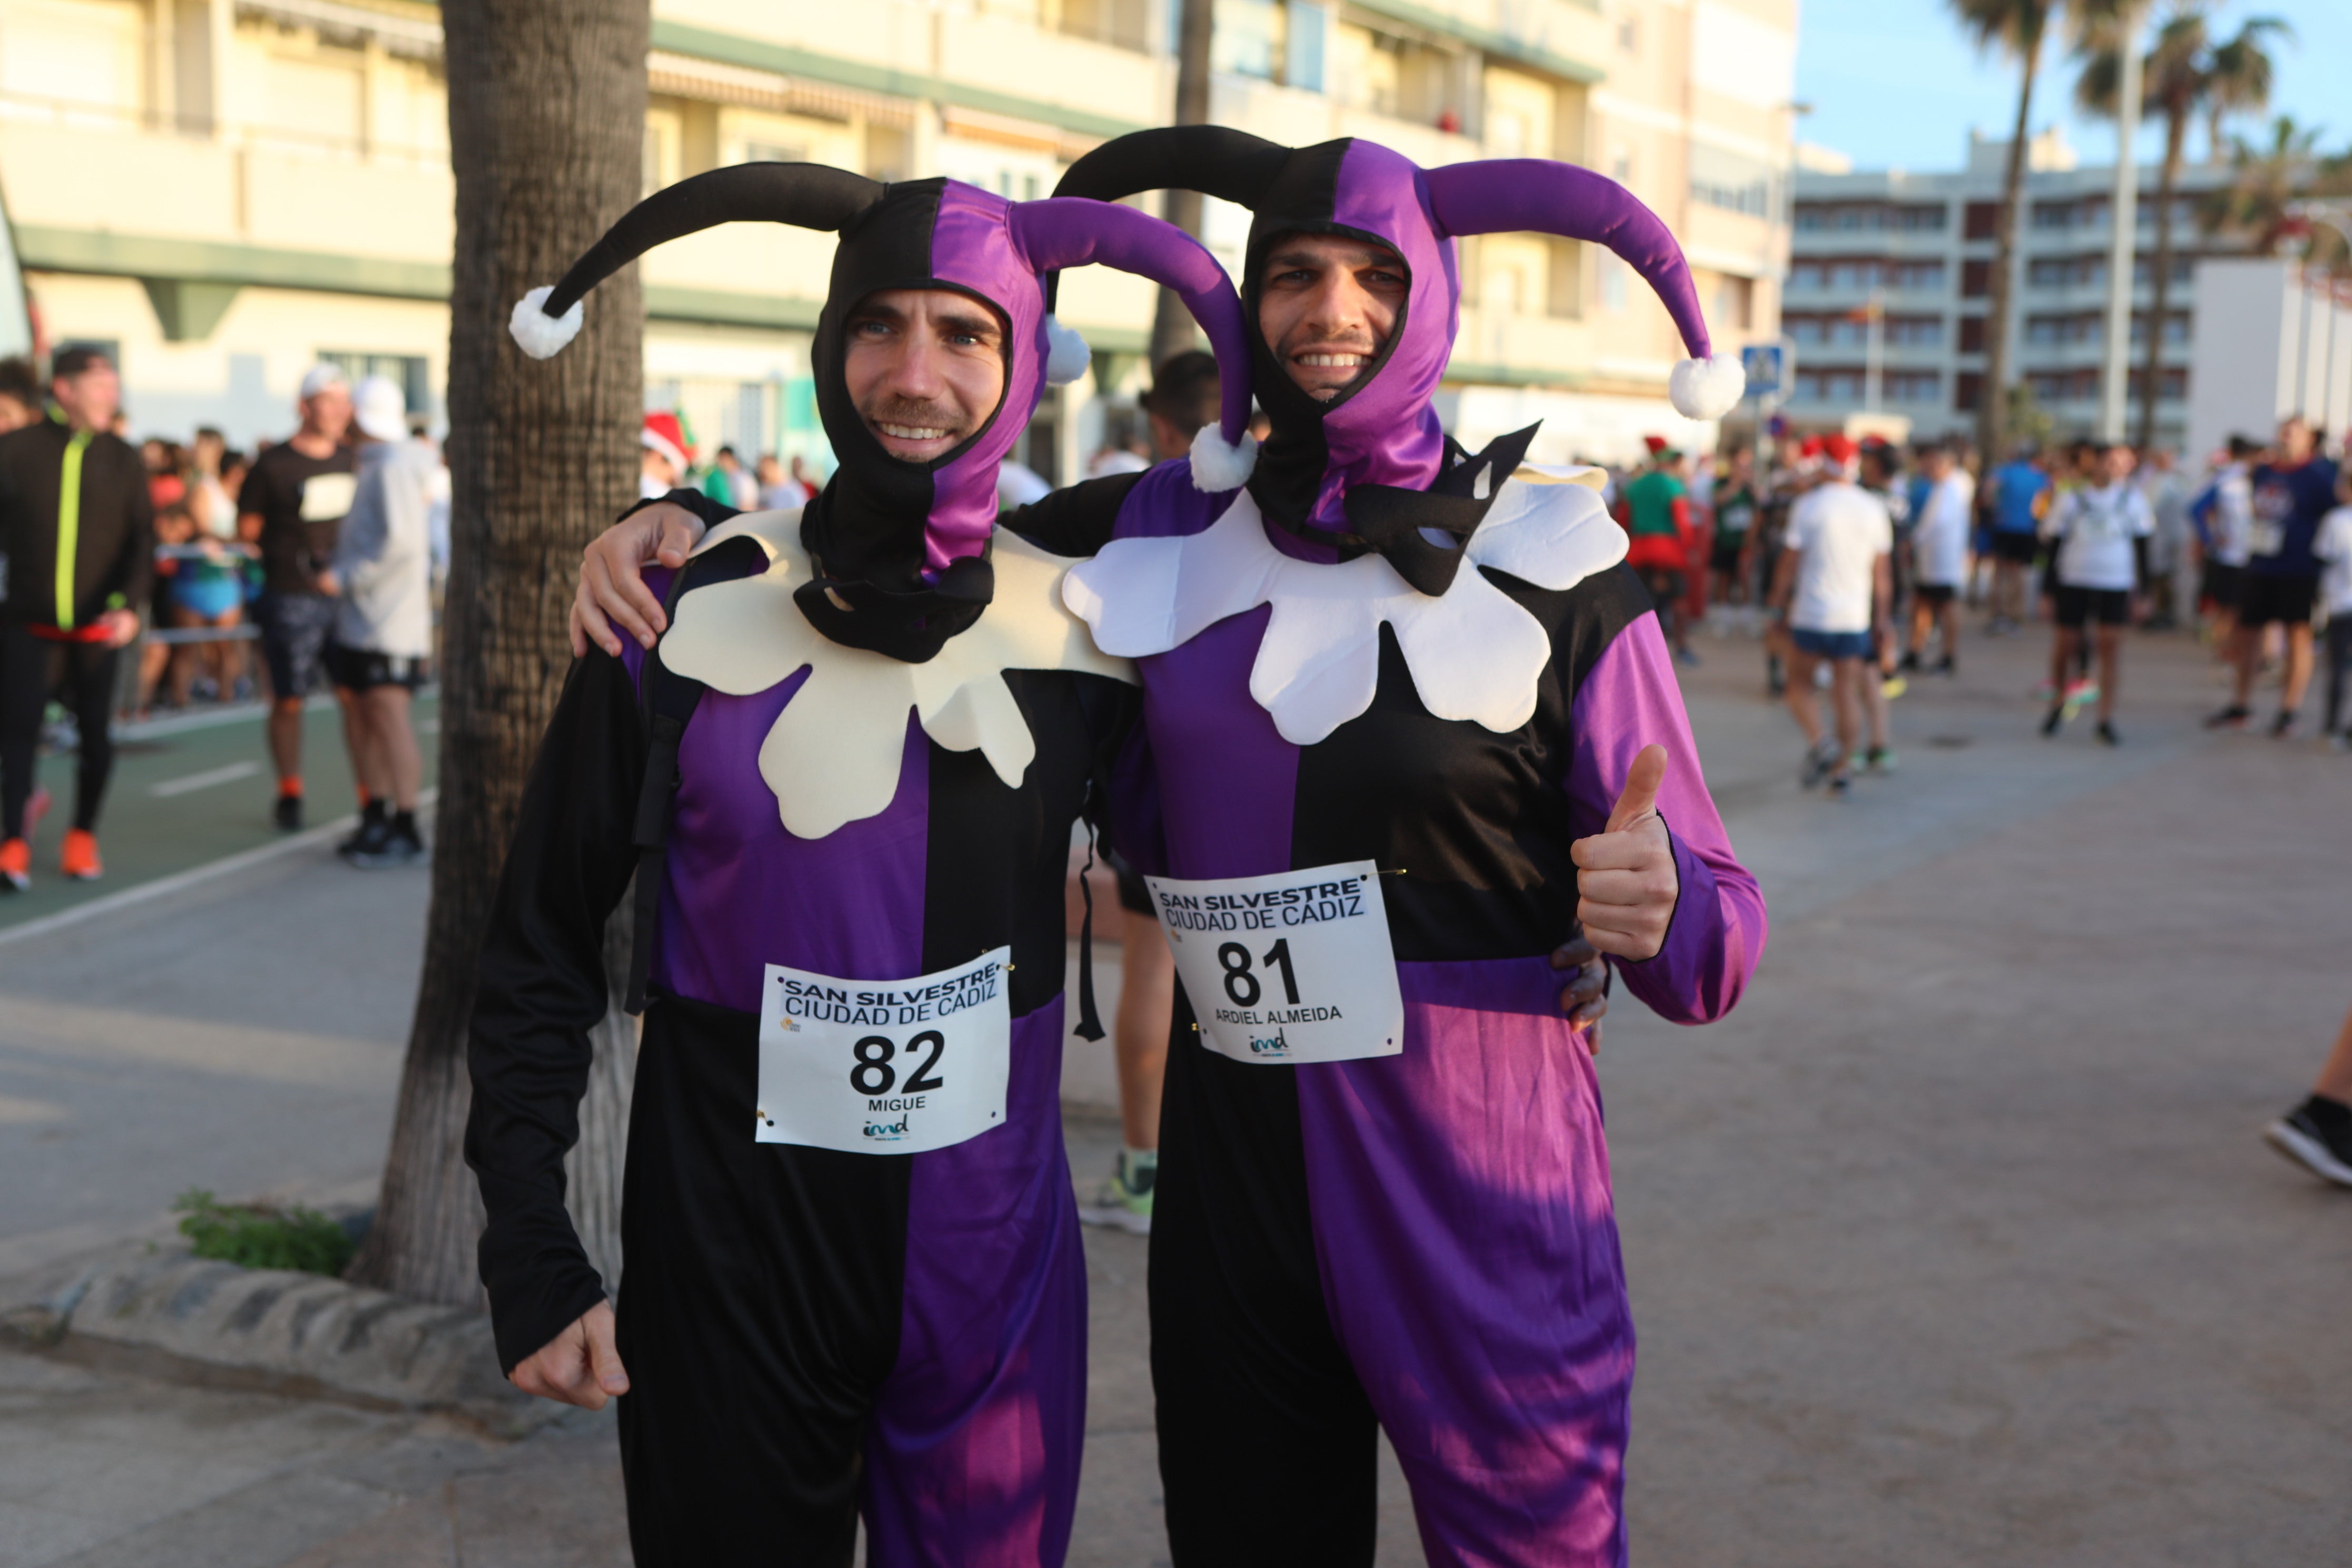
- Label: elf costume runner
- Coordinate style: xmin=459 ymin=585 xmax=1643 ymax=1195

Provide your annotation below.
xmin=464 ymin=163 xmax=1254 ymax=1567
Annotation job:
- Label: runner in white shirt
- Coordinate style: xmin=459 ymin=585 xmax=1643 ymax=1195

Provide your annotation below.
xmin=2315 ymin=468 xmax=2352 ymax=750
xmin=1902 ymin=442 xmax=1974 ymax=677
xmin=2039 ymin=440 xmax=2153 ymax=744
xmin=1770 ymin=437 xmax=1894 ymax=797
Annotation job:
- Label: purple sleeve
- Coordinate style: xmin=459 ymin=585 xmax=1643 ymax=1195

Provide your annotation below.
xmin=1565 ymin=613 xmax=1766 ymax=1024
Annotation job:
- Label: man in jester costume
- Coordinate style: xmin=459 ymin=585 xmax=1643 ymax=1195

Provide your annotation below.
xmin=574 ymin=132 xmax=1768 ymax=1566
xmin=465 ymin=163 xmax=1259 ymax=1566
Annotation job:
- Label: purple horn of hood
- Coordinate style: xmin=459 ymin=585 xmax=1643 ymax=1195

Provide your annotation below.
xmin=1425 ymin=160 xmax=1745 ymax=419
xmin=1010 ymin=198 xmax=1255 ymax=450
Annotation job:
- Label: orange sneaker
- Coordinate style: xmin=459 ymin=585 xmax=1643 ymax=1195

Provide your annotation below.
xmin=60 ymin=828 xmax=101 ymax=881
xmin=0 ymin=837 xmax=26 ymax=892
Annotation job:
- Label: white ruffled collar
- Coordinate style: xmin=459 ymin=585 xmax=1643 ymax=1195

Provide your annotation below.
xmin=1061 ymin=469 xmax=1625 ymax=746
xmin=660 ymin=510 xmax=1134 ymax=840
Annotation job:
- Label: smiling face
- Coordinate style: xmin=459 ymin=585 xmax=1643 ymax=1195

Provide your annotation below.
xmin=842 ymin=287 xmax=1007 ymax=464
xmin=1256 ymin=231 xmax=1407 ymax=403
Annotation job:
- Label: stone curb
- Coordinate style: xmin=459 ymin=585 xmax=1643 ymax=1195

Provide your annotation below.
xmin=1 ymin=1243 xmax=558 ymax=1437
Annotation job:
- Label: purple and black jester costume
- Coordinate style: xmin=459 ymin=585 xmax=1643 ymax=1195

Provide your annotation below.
xmin=1040 ymin=130 xmax=1770 ymax=1565
xmin=464 ymin=164 xmax=1253 ymax=1566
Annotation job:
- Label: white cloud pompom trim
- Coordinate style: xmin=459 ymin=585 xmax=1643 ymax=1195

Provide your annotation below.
xmin=508 ymin=287 xmax=584 ymax=360
xmin=1668 ymin=351 xmax=1746 ymax=421
xmin=1043 ymin=313 xmax=1091 ymax=386
xmin=1188 ymin=423 xmax=1259 ymax=492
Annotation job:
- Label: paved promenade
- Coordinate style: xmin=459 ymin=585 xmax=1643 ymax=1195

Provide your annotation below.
xmin=2 ymin=619 xmax=2345 ymax=1566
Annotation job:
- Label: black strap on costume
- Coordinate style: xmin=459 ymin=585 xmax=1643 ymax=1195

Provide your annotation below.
xmin=624 ymin=565 xmax=713 ymax=1016
xmin=1071 ymin=814 xmax=1106 ymax=1042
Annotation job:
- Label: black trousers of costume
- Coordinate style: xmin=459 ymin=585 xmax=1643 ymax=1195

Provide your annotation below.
xmin=616 ymin=996 xmax=910 ymax=1567
xmin=1 ymin=623 xmax=117 ymax=838
xmin=1150 ymin=986 xmax=1381 ymax=1568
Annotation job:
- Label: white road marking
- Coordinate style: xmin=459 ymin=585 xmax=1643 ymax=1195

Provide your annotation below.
xmin=149 ymin=760 xmax=262 ymax=797
xmin=0 ymin=791 xmax=436 ymax=951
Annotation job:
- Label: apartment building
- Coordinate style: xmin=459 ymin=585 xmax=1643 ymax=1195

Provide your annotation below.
xmin=1784 ymin=127 xmax=2239 ymax=450
xmin=0 ymin=0 xmax=1792 ymax=471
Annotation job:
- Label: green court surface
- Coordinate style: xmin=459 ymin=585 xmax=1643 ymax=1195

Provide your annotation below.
xmin=0 ymin=691 xmax=440 ymax=930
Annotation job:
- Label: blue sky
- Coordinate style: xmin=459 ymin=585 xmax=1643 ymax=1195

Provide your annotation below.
xmin=1793 ymin=0 xmax=2348 ymax=173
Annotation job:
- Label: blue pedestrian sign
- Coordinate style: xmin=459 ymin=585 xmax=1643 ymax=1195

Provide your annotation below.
xmin=1741 ymin=343 xmax=1788 ymax=399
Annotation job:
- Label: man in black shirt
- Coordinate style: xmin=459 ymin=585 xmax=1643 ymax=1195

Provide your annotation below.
xmin=0 ymin=346 xmax=151 ymax=889
xmin=238 ymin=364 xmax=356 ymax=829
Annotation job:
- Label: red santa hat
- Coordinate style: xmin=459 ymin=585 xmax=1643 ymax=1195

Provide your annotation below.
xmin=641 ymin=411 xmax=690 ymax=472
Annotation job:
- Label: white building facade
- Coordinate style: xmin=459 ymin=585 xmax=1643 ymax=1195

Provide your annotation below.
xmin=0 ymin=0 xmax=1795 ymax=473
xmin=1785 ymin=129 xmax=2239 ymax=452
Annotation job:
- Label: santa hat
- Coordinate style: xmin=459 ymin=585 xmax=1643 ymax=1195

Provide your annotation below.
xmin=640 ymin=411 xmax=689 ymax=473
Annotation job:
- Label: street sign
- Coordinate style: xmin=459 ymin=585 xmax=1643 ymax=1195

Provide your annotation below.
xmin=1742 ymin=342 xmax=1790 ymax=400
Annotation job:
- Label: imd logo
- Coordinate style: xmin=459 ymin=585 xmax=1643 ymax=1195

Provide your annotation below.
xmin=1248 ymin=1028 xmax=1290 ymax=1058
xmin=863 ymin=1115 xmax=911 ymax=1142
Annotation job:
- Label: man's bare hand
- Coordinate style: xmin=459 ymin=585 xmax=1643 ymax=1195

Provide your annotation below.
xmin=570 ymin=502 xmax=708 ymax=658
xmin=510 ymin=1301 xmax=629 ymax=1410
xmin=1570 ymin=743 xmax=1679 ymax=963
xmin=1547 ymin=929 xmax=1610 ymax=1054
xmin=97 ymin=608 xmax=141 ymax=649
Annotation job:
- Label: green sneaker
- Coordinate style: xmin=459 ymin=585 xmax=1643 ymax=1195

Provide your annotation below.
xmin=1077 ymin=1149 xmax=1155 ymax=1235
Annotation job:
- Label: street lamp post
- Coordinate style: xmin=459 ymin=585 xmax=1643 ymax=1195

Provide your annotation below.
xmin=2098 ymin=1 xmax=2147 ymax=443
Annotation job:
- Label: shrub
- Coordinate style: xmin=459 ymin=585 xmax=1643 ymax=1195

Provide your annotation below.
xmin=172 ymin=1189 xmax=355 ymax=1277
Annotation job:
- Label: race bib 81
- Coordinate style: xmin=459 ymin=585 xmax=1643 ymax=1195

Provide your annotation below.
xmin=1146 ymin=860 xmax=1404 ymax=1064
xmin=754 ymin=947 xmax=1012 ymax=1153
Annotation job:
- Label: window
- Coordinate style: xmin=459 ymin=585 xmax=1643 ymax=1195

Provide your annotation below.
xmin=2025 ymin=369 xmax=2098 ymax=403
xmin=1954 ymin=371 xmax=1984 ymax=411
xmin=741 ymin=141 xmax=808 ymax=165
xmin=1885 ymin=370 xmax=1942 ymax=403
xmin=1886 ymin=260 xmax=1944 ymax=291
xmin=0 ymin=0 xmax=143 ymax=114
xmin=1057 ymin=0 xmax=1153 ymax=52
xmin=1690 ymin=144 xmax=1776 ymax=219
xmin=1598 ymin=251 xmax=1629 ymax=313
xmin=2131 ymin=253 xmax=2195 ymax=285
xmin=1794 ymin=367 xmax=1867 ymax=403
xmin=1286 ymin=1 xmax=1328 ymax=93
xmin=2128 ymin=367 xmax=2189 ymax=402
xmin=1958 ymin=315 xmax=1986 ymax=354
xmin=2028 ymin=254 xmax=2104 ymax=289
xmin=321 ymin=353 xmax=430 ymax=418
xmin=1213 ymin=0 xmax=1283 ymax=81
xmin=1618 ymin=16 xmax=1639 ymax=52
xmin=1711 ymin=276 xmax=1754 ymax=334
xmin=1794 ymin=202 xmax=1946 ymax=233
xmin=2024 ymin=312 xmax=2100 ymax=346
xmin=1884 ymin=314 xmax=1942 ymax=347
xmin=1964 ymin=201 xmax=2000 ymax=241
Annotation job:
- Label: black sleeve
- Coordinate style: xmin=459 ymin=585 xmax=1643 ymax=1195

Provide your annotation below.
xmin=464 ymin=646 xmax=648 ymax=1373
xmin=620 ymin=485 xmax=739 ymax=533
xmin=1003 ymin=471 xmax=1146 ymax=558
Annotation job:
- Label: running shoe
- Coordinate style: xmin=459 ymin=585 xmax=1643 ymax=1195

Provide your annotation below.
xmin=273 ymin=793 xmax=304 ymax=832
xmin=1897 ymin=650 xmax=1920 ymax=673
xmin=351 ymin=821 xmax=427 ymax=869
xmin=2265 ymin=1097 xmax=2352 ymax=1189
xmin=0 ymin=838 xmax=27 ymax=893
xmin=1865 ymin=745 xmax=1897 ymax=773
xmin=1825 ymin=772 xmax=1852 ymax=800
xmin=59 ymin=829 xmax=101 ymax=881
xmin=1078 ymin=1150 xmax=1156 ymax=1234
xmin=2061 ymin=678 xmax=2099 ymax=710
xmin=2041 ymin=705 xmax=2065 ymax=737
xmin=2204 ymin=703 xmax=2251 ymax=730
xmin=1800 ymin=738 xmax=1839 ymax=789
xmin=1932 ymin=655 xmax=1956 ymax=677
xmin=1880 ymin=673 xmax=1908 ymax=701
xmin=2268 ymin=710 xmax=2297 ymax=739
xmin=339 ymin=812 xmax=392 ymax=862
xmin=2095 ymin=720 xmax=2120 ymax=747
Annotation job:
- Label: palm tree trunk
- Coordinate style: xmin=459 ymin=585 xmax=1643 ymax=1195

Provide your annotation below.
xmin=1978 ymin=32 xmax=2041 ymax=465
xmin=2135 ymin=110 xmax=2186 ymax=449
xmin=1149 ymin=0 xmax=1215 ymax=369
xmin=348 ymin=0 xmax=649 ymax=1304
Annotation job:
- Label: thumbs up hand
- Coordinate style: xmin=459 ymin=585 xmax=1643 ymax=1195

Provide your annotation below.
xmin=1569 ymin=743 xmax=1679 ymax=962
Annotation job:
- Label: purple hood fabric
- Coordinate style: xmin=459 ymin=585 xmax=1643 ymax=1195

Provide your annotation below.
xmin=1055 ymin=130 xmax=1718 ymax=545
xmin=517 ymin=162 xmax=1253 ymax=660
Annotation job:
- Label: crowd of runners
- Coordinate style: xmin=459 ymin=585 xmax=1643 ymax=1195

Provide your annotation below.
xmin=1579 ymin=412 xmax=2349 ymax=795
